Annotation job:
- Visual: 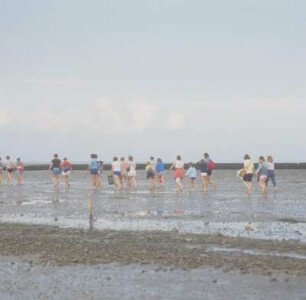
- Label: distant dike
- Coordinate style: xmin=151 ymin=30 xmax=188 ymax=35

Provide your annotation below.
xmin=24 ymin=163 xmax=306 ymax=171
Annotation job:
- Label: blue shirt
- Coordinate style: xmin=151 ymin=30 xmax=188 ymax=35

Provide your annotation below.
xmin=90 ymin=159 xmax=98 ymax=170
xmin=257 ymin=163 xmax=268 ymax=176
xmin=186 ymin=167 xmax=197 ymax=178
xmin=156 ymin=162 xmax=165 ymax=173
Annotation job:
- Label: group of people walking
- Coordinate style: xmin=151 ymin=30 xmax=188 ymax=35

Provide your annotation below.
xmin=48 ymin=154 xmax=73 ymax=189
xmin=0 ymin=156 xmax=24 ymax=185
xmin=108 ymin=153 xmax=217 ymax=193
xmin=1 ymin=153 xmax=277 ymax=195
xmin=49 ymin=152 xmax=218 ymax=193
xmin=238 ymin=155 xmax=277 ymax=194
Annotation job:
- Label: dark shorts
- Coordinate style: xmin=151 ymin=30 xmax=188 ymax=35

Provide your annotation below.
xmin=243 ymin=174 xmax=253 ymax=182
xmin=147 ymin=172 xmax=155 ymax=179
xmin=190 ymin=177 xmax=196 ymax=180
xmin=7 ymin=168 xmax=14 ymax=174
xmin=113 ymin=171 xmax=121 ymax=177
xmin=90 ymin=169 xmax=98 ymax=175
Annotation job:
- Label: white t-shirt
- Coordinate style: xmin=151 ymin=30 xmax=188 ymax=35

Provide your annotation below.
xmin=127 ymin=161 xmax=137 ymax=176
xmin=175 ymin=160 xmax=184 ymax=169
xmin=5 ymin=160 xmax=13 ymax=169
xmin=150 ymin=159 xmax=156 ymax=171
xmin=267 ymin=162 xmax=275 ymax=170
xmin=112 ymin=161 xmax=121 ymax=172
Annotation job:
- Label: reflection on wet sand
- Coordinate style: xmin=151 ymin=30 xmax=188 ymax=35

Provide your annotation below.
xmin=0 ymin=170 xmax=306 ymax=243
xmin=88 ymin=194 xmax=94 ymax=230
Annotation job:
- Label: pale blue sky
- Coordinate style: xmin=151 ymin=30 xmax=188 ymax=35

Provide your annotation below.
xmin=0 ymin=0 xmax=305 ymax=163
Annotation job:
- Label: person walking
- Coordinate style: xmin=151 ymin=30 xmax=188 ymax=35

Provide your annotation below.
xmin=48 ymin=154 xmax=61 ymax=189
xmin=156 ymin=158 xmax=165 ymax=188
xmin=169 ymin=155 xmax=184 ymax=193
xmin=203 ymin=153 xmax=217 ymax=191
xmin=62 ymin=157 xmax=72 ymax=189
xmin=5 ymin=156 xmax=15 ymax=185
xmin=266 ymin=156 xmax=277 ymax=191
xmin=127 ymin=155 xmax=137 ymax=190
xmin=16 ymin=158 xmax=24 ymax=185
xmin=185 ymin=162 xmax=197 ymax=191
xmin=111 ymin=157 xmax=122 ymax=191
xmin=256 ymin=156 xmax=268 ymax=193
xmin=241 ymin=154 xmax=254 ymax=194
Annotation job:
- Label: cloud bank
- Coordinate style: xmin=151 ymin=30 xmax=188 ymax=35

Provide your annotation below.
xmin=0 ymin=97 xmax=304 ymax=162
xmin=0 ymin=98 xmax=193 ymax=135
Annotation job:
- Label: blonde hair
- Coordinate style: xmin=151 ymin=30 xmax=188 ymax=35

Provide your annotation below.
xmin=267 ymin=156 xmax=274 ymax=163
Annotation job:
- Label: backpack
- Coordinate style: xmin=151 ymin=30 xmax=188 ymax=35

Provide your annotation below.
xmin=208 ymin=159 xmax=216 ymax=171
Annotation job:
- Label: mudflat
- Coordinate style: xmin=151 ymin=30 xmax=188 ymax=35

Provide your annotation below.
xmin=0 ymin=223 xmax=306 ymax=277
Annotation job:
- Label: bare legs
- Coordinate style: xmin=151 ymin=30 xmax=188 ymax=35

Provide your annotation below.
xmin=52 ymin=175 xmax=60 ymax=189
xmin=205 ymin=176 xmax=216 ymax=190
xmin=128 ymin=176 xmax=137 ymax=191
xmin=64 ymin=175 xmax=70 ymax=189
xmin=120 ymin=174 xmax=128 ymax=189
xmin=148 ymin=176 xmax=156 ymax=191
xmin=258 ymin=176 xmax=267 ymax=193
xmin=113 ymin=175 xmax=122 ymax=191
xmin=91 ymin=175 xmax=101 ymax=190
xmin=242 ymin=180 xmax=252 ymax=195
xmin=17 ymin=171 xmax=24 ymax=185
xmin=189 ymin=178 xmax=197 ymax=191
xmin=175 ymin=178 xmax=183 ymax=193
xmin=157 ymin=174 xmax=165 ymax=188
xmin=201 ymin=175 xmax=207 ymax=192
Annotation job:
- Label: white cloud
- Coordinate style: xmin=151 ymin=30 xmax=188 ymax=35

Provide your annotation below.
xmin=166 ymin=112 xmax=186 ymax=130
xmin=131 ymin=100 xmax=156 ymax=131
xmin=0 ymin=97 xmax=305 ymax=161
xmin=1 ymin=99 xmax=156 ymax=135
xmin=93 ymin=99 xmax=156 ymax=134
xmin=0 ymin=109 xmax=13 ymax=129
xmin=25 ymin=78 xmax=87 ymax=88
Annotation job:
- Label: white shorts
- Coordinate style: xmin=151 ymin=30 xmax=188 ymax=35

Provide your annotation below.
xmin=128 ymin=171 xmax=136 ymax=177
xmin=201 ymin=172 xmax=208 ymax=177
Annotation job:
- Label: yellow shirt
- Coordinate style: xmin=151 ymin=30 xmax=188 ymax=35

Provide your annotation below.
xmin=244 ymin=159 xmax=254 ymax=174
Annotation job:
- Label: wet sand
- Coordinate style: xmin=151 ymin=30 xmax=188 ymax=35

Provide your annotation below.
xmin=0 ymin=258 xmax=306 ymax=300
xmin=1 ymin=170 xmax=306 ymax=243
xmin=1 ymin=223 xmax=306 ymax=277
xmin=1 ymin=170 xmax=306 ymax=299
xmin=1 ymin=259 xmax=306 ymax=300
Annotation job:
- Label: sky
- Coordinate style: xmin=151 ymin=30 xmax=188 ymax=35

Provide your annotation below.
xmin=0 ymin=0 xmax=305 ymax=163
